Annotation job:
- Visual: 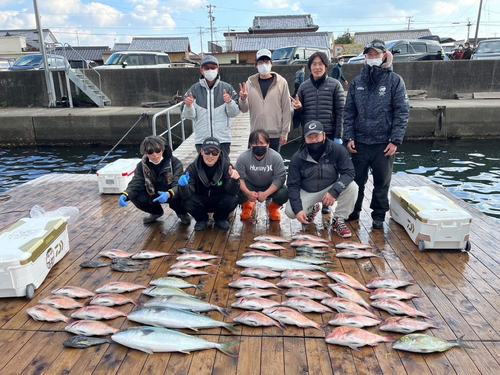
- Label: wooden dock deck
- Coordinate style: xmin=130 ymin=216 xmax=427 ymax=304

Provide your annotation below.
xmin=0 ymin=113 xmax=500 ymax=374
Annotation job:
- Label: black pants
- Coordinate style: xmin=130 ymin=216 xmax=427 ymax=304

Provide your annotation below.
xmin=130 ymin=190 xmax=186 ymax=216
xmin=269 ymin=138 xmax=281 ymax=152
xmin=238 ymin=180 xmax=289 ymax=206
xmin=292 ymin=83 xmax=300 ymax=97
xmin=351 ymin=143 xmax=395 ymax=221
xmin=183 ymin=193 xmax=239 ymax=222
xmin=196 ymin=143 xmax=230 ymax=162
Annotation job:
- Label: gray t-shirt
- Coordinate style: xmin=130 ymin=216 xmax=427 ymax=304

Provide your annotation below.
xmin=235 ymin=148 xmax=286 ymax=189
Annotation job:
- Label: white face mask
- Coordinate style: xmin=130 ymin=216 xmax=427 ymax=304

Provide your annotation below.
xmin=366 ymin=57 xmax=383 ymax=67
xmin=204 ymin=69 xmax=218 ymax=82
xmin=148 ymin=156 xmax=163 ymax=165
xmin=338 ymin=61 xmax=344 ymax=66
xmin=257 ymin=63 xmax=272 ymax=76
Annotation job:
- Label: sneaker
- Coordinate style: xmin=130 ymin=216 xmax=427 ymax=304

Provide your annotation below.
xmin=372 ymin=220 xmax=384 ymax=229
xmin=306 ymin=203 xmax=321 ymax=223
xmin=321 ymin=206 xmax=330 ymax=214
xmin=194 ymin=220 xmax=208 ymax=231
xmin=215 ymin=220 xmax=230 ymax=230
xmin=240 ymin=201 xmax=255 ymax=220
xmin=178 ymin=214 xmax=191 ymax=225
xmin=268 ymin=202 xmax=281 ymax=221
xmin=143 ymin=213 xmax=162 ymax=224
xmin=331 ymin=217 xmax=352 ymax=238
xmin=346 ymin=212 xmax=360 ymax=222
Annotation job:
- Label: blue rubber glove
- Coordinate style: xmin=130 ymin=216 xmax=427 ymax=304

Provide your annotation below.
xmin=153 ymin=191 xmax=169 ymax=204
xmin=179 ymin=172 xmax=190 ymax=187
xmin=119 ymin=194 xmax=128 ymax=207
xmin=334 ymin=138 xmax=343 ymax=145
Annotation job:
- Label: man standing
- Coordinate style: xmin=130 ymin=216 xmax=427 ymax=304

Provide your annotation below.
xmin=182 ymin=55 xmax=239 ymax=160
xmin=239 ymin=49 xmax=291 ymax=152
xmin=286 ymin=121 xmax=358 ymax=238
xmin=331 ymin=56 xmax=348 ymax=86
xmin=344 ymin=40 xmax=410 ymax=229
xmin=461 ymin=42 xmax=473 ymax=60
xmin=178 ymin=137 xmax=240 ymax=231
xmin=293 ymin=65 xmax=305 ymax=97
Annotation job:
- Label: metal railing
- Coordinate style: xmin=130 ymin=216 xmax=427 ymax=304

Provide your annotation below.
xmin=152 ymin=102 xmax=186 ymax=150
xmin=55 ymin=43 xmax=102 ymax=92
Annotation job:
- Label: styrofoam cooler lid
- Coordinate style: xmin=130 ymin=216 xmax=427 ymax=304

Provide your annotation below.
xmin=391 ymin=186 xmax=472 ymax=222
xmin=97 ymin=158 xmax=141 ymax=175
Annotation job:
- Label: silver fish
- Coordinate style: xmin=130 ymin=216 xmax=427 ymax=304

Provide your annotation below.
xmin=142 ymin=286 xmax=205 ymax=299
xmin=79 ymin=261 xmax=110 ymax=268
xmin=112 ymin=258 xmax=149 ymax=267
xmin=234 ymin=288 xmax=280 ymax=298
xmin=290 ymin=240 xmax=329 ymax=248
xmin=293 ymin=255 xmax=334 ymax=265
xmin=291 ymin=234 xmax=328 ymax=242
xmin=236 ymin=256 xmax=329 ymax=272
xmin=111 ymin=327 xmax=241 ymax=356
xmin=110 ymin=263 xmax=143 ymax=273
xmin=253 ymin=235 xmax=289 ymax=243
xmin=63 ymin=336 xmax=113 ymax=349
xmin=127 ymin=307 xmax=238 ymax=333
xmin=335 ymin=241 xmax=373 ymax=250
xmin=231 ymin=297 xmax=280 ymax=311
xmin=177 ymin=248 xmax=206 ymax=254
xmin=249 ymin=242 xmax=286 ymax=251
xmin=144 ymin=295 xmax=230 ymax=317
xmin=393 ymin=334 xmax=472 ymax=353
xmin=150 ymin=277 xmax=204 ymax=290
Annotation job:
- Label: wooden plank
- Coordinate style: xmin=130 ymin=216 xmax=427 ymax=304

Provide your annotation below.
xmin=20 ymin=332 xmax=68 ymax=375
xmin=0 ymin=330 xmax=37 ymax=371
xmin=304 ymin=338 xmax=334 ymax=375
xmin=236 ymin=336 xmax=261 ymax=375
xmin=261 ymin=336 xmax=284 ymax=375
xmin=283 ymin=337 xmax=308 ymax=374
xmin=187 ymin=335 xmax=217 ymax=375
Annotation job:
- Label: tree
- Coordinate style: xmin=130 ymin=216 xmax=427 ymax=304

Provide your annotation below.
xmin=335 ymin=32 xmax=355 ymax=45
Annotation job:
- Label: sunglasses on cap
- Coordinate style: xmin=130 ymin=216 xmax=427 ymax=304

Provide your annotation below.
xmin=203 ymin=149 xmax=220 ymax=156
xmin=146 ymin=148 xmax=162 ymax=155
xmin=365 ymin=42 xmax=385 ymax=50
xmin=202 ymin=65 xmax=218 ymax=70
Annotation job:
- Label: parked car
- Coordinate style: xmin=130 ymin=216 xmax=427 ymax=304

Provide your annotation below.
xmin=348 ymin=39 xmax=448 ymax=64
xmin=272 ymin=46 xmax=331 ymax=65
xmin=471 ymin=39 xmax=500 ymax=60
xmin=95 ymin=51 xmax=171 ymax=70
xmin=0 ymin=58 xmax=15 ymax=71
xmin=8 ymin=54 xmax=70 ymax=71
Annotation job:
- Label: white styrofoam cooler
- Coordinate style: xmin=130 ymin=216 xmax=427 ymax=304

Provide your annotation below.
xmin=0 ymin=217 xmax=70 ymax=298
xmin=390 ymin=186 xmax=472 ymax=251
xmin=97 ymin=158 xmax=141 ymax=194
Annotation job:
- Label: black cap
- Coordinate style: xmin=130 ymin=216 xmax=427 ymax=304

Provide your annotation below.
xmin=202 ymin=137 xmax=221 ymax=151
xmin=363 ymin=39 xmax=387 ymax=54
xmin=304 ymin=121 xmax=324 ymax=137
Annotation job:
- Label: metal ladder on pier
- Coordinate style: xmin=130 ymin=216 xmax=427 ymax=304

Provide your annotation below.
xmin=66 ymin=68 xmax=111 ymax=107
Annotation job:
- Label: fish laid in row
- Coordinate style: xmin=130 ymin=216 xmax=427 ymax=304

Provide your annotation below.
xmin=150 ymin=277 xmax=203 ymax=290
xmin=253 ymin=235 xmax=289 ymax=243
xmin=291 ymin=234 xmax=328 ymax=243
xmin=379 ymin=317 xmax=439 ymax=334
xmin=95 ymin=282 xmax=146 ymax=294
xmin=52 ymin=286 xmax=95 ymax=299
xmin=276 ymin=278 xmax=323 ymax=289
xmin=285 ymin=287 xmax=332 ymax=300
xmin=335 ymin=241 xmax=373 ymax=250
xmin=241 ymin=268 xmax=281 ymax=279
xmin=142 ymin=286 xmax=204 ymax=299
xmin=262 ymin=307 xmax=327 ymax=334
xmin=392 ymin=334 xmax=472 ymax=353
xmin=171 ymin=260 xmax=215 ymax=269
xmin=281 ymin=270 xmax=327 ymax=280
xmin=177 ymin=247 xmax=207 ymax=254
xmin=110 ymin=263 xmax=144 ymax=273
xmin=131 ymin=250 xmax=172 ymax=260
xmin=38 ymin=295 xmax=83 ymax=310
xmin=328 ymin=284 xmax=372 ymax=310
xmin=293 ymin=255 xmax=333 ymax=265
xmin=249 ymin=242 xmax=286 ymax=251
xmin=328 ymin=313 xmax=382 ymax=328
xmin=234 ymin=311 xmax=286 ymax=330
xmin=63 ymin=336 xmax=113 ymax=349
xmin=366 ymin=277 xmax=415 ymax=289
xmin=27 ymin=305 xmax=69 ymax=323
xmin=235 ymin=288 xmax=280 ymax=298
xmin=322 ymin=298 xmax=380 ymax=320
xmin=282 ymin=297 xmax=333 ymax=314
xmin=89 ymin=293 xmax=139 ymax=307
xmin=370 ymin=288 xmax=422 ymax=301
xmin=236 ymin=256 xmax=329 ymax=272
xmin=144 ymin=295 xmax=230 ymax=317
xmin=335 ymin=249 xmax=383 ymax=259
xmin=326 ymin=326 xmax=395 ymax=351
xmin=112 ymin=258 xmax=149 ymax=267
xmin=371 ymin=299 xmax=431 ymax=319
xmin=65 ymin=320 xmax=119 ymax=336
xmin=231 ymin=297 xmax=280 ymax=311
xmin=228 ymin=277 xmax=279 ymax=289
xmin=79 ymin=261 xmax=110 ymax=268
xmin=177 ymin=253 xmax=222 ymax=261
xmin=327 ymin=272 xmax=370 ymax=293
xmin=290 ymin=240 xmax=329 ymax=248
xmin=167 ymin=268 xmax=212 ymax=278
xmin=242 ymin=251 xmax=278 ymax=258
xmin=71 ymin=306 xmax=128 ymax=320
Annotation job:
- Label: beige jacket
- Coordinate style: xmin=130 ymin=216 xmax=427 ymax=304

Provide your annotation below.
xmin=239 ymin=72 xmax=291 ymax=139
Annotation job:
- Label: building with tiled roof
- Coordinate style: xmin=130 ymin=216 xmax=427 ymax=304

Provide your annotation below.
xmin=54 ymin=46 xmax=110 ymax=65
xmin=354 ymin=29 xmax=432 ymax=45
xmin=249 ymin=15 xmax=318 ymax=33
xmin=233 ymin=32 xmax=332 ymax=52
xmin=0 ymin=28 xmax=57 ymax=50
xmin=112 ymin=43 xmax=130 ymax=51
xmin=105 ymin=37 xmax=191 ymax=63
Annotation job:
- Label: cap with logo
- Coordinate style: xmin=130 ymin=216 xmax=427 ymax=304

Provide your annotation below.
xmin=304 ymin=121 xmax=324 ymax=137
xmin=202 ymin=137 xmax=222 ymax=151
xmin=200 ymin=55 xmax=219 ymax=67
xmin=363 ymin=39 xmax=387 ymax=54
xmin=256 ymin=49 xmax=272 ymax=62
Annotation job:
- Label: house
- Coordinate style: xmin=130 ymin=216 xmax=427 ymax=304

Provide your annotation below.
xmin=53 ymin=46 xmax=110 ymax=67
xmin=354 ymin=29 xmax=432 ymax=45
xmin=0 ymin=28 xmax=58 ymax=61
xmin=248 ymin=14 xmax=319 ymax=34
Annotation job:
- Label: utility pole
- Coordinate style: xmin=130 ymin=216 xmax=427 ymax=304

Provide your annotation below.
xmin=406 ymin=16 xmax=413 ymax=30
xmin=199 ymin=27 xmax=204 ymax=55
xmin=474 ymin=0 xmax=483 ymax=47
xmin=33 ymin=0 xmax=56 ymax=107
xmin=466 ymin=18 xmax=472 ymax=43
xmin=207 ymin=4 xmax=215 ymax=53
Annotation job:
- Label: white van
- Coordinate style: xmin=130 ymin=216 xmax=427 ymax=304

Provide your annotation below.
xmin=272 ymin=46 xmax=332 ymax=65
xmin=96 ymin=51 xmax=171 ymax=70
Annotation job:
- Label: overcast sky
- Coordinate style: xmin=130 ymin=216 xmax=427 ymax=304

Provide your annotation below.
xmin=1 ymin=0 xmax=499 ymax=52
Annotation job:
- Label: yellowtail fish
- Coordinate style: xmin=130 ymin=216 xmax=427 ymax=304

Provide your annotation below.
xmin=392 ymin=333 xmax=472 ymax=353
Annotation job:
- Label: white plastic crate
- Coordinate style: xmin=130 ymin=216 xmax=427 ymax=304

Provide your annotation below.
xmin=97 ymin=158 xmax=141 ymax=194
xmin=0 ymin=217 xmax=70 ymax=298
xmin=390 ymin=186 xmax=472 ymax=251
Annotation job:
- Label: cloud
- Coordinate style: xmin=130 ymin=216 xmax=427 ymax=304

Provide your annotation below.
xmin=0 ymin=10 xmax=27 ymax=29
xmin=0 ymin=0 xmax=25 ymax=7
xmin=255 ymin=0 xmax=291 ymax=10
xmin=432 ymin=0 xmax=477 ymax=16
xmin=83 ymin=2 xmax=124 ymax=28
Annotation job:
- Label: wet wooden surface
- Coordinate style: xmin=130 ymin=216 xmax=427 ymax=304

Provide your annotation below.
xmin=0 ymin=113 xmax=499 ymax=374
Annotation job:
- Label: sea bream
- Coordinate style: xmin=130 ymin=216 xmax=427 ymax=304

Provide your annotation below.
xmin=144 ymin=295 xmax=230 ymax=317
xmin=293 ymin=255 xmax=333 ymax=265
xmin=177 ymin=247 xmax=206 ymax=254
xmin=392 ymin=333 xmax=472 ymax=353
xmin=99 ymin=249 xmax=133 ymax=259
xmin=253 ymin=235 xmax=289 ymax=243
xmin=131 ymin=250 xmax=174 ymax=259
xmin=95 ymin=282 xmax=147 ymax=294
xmin=291 ymin=234 xmax=328 ymax=242
xmin=111 ymin=327 xmax=241 ymax=356
xmin=335 ymin=249 xmax=383 ymax=259
xmin=290 ymin=240 xmax=329 ymax=248
xmin=177 ymin=253 xmax=222 ymax=261
xmin=285 ymin=287 xmax=332 ymax=300
xmin=249 ymin=242 xmax=286 ymax=251
xmin=281 ymin=297 xmax=333 ymax=313
xmin=38 ymin=295 xmax=84 ymax=310
xmin=236 ymin=256 xmax=329 ymax=272
xmin=335 ymin=241 xmax=373 ymax=250
xmin=326 ymin=326 xmax=395 ymax=351
xmin=167 ymin=267 xmax=212 ymax=278
xmin=89 ymin=293 xmax=139 ymax=307
xmin=241 ymin=268 xmax=281 ymax=279
xmin=328 ymin=284 xmax=373 ymax=310
xmin=51 ymin=286 xmax=95 ymax=299
xmin=234 ymin=288 xmax=280 ymax=298
xmin=262 ymin=307 xmax=327 ymax=334
xmin=142 ymin=286 xmax=204 ymax=299
xmin=328 ymin=313 xmax=382 ymax=328
xmin=242 ymin=251 xmax=278 ymax=258
xmin=171 ymin=260 xmax=215 ymax=269
xmin=326 ymin=272 xmax=371 ymax=292
xmin=370 ymin=289 xmax=423 ymax=301
xmin=233 ymin=311 xmax=286 ymax=330
xmin=27 ymin=305 xmax=69 ymax=323
xmin=281 ymin=270 xmax=327 ymax=280
xmin=65 ymin=320 xmax=119 ymax=336
xmin=321 ymin=297 xmax=380 ymax=320
xmin=149 ymin=277 xmax=203 ymax=290
xmin=71 ymin=306 xmax=129 ymax=320
xmin=379 ymin=317 xmax=440 ymax=334
xmin=228 ymin=277 xmax=279 ymax=289
xmin=276 ymin=278 xmax=323 ymax=289
xmin=231 ymin=297 xmax=281 ymax=311
xmin=63 ymin=336 xmax=113 ymax=349
xmin=366 ymin=277 xmax=416 ymax=289
xmin=127 ymin=307 xmax=238 ymax=333
xmin=371 ymin=299 xmax=431 ymax=319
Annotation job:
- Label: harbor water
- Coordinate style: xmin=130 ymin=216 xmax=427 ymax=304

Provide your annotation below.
xmin=0 ymin=139 xmax=499 ymax=221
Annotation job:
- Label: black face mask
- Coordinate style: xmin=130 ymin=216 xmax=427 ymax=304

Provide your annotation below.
xmin=307 ymin=142 xmax=325 ymax=160
xmin=252 ymin=146 xmax=267 ymax=157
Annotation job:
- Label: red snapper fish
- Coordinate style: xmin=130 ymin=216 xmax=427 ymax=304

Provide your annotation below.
xmin=249 ymin=242 xmax=286 ymax=251
xmin=335 ymin=249 xmax=383 ymax=259
xmin=281 ymin=269 xmax=327 ymax=280
xmin=328 ymin=313 xmax=382 ymax=328
xmin=253 ymin=235 xmax=289 ymax=243
xmin=231 ymin=297 xmax=280 ymax=310
xmin=233 ymin=311 xmax=286 ymax=330
xmin=379 ymin=317 xmax=440 ymax=334
xmin=65 ymin=320 xmax=119 ymax=336
xmin=366 ymin=277 xmax=416 ymax=289
xmin=71 ymin=306 xmax=129 ymax=320
xmin=370 ymin=289 xmax=423 ymax=301
xmin=235 ymin=288 xmax=280 ymax=298
xmin=327 ymin=272 xmax=370 ymax=292
xmin=276 ymin=278 xmax=323 ymax=289
xmin=131 ymin=250 xmax=174 ymax=259
xmin=335 ymin=241 xmax=373 ymax=250
xmin=285 ymin=287 xmax=332 ymax=300
xmin=242 ymin=251 xmax=278 ymax=258
xmin=27 ymin=305 xmax=69 ymax=323
xmin=38 ymin=295 xmax=84 ymax=309
xmin=290 ymin=240 xmax=329 ymax=248
xmin=177 ymin=253 xmax=222 ymax=261
xmin=171 ymin=260 xmax=214 ymax=269
xmin=281 ymin=297 xmax=333 ymax=313
xmin=328 ymin=284 xmax=373 ymax=310
xmin=371 ymin=299 xmax=431 ymax=319
xmin=228 ymin=277 xmax=279 ymax=289
xmin=241 ymin=268 xmax=281 ymax=279
xmin=51 ymin=286 xmax=95 ymax=298
xmin=291 ymin=234 xmax=328 ymax=243
xmin=262 ymin=307 xmax=327 ymax=334
xmin=321 ymin=297 xmax=380 ymax=320
xmin=99 ymin=249 xmax=133 ymax=259
xmin=326 ymin=326 xmax=396 ymax=351
xmin=95 ymin=282 xmax=147 ymax=294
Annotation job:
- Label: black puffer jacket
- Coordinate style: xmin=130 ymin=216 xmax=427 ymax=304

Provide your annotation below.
xmin=344 ymin=65 xmax=409 ymax=146
xmin=287 ymin=139 xmax=355 ymax=215
xmin=293 ymin=75 xmax=345 ymax=138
